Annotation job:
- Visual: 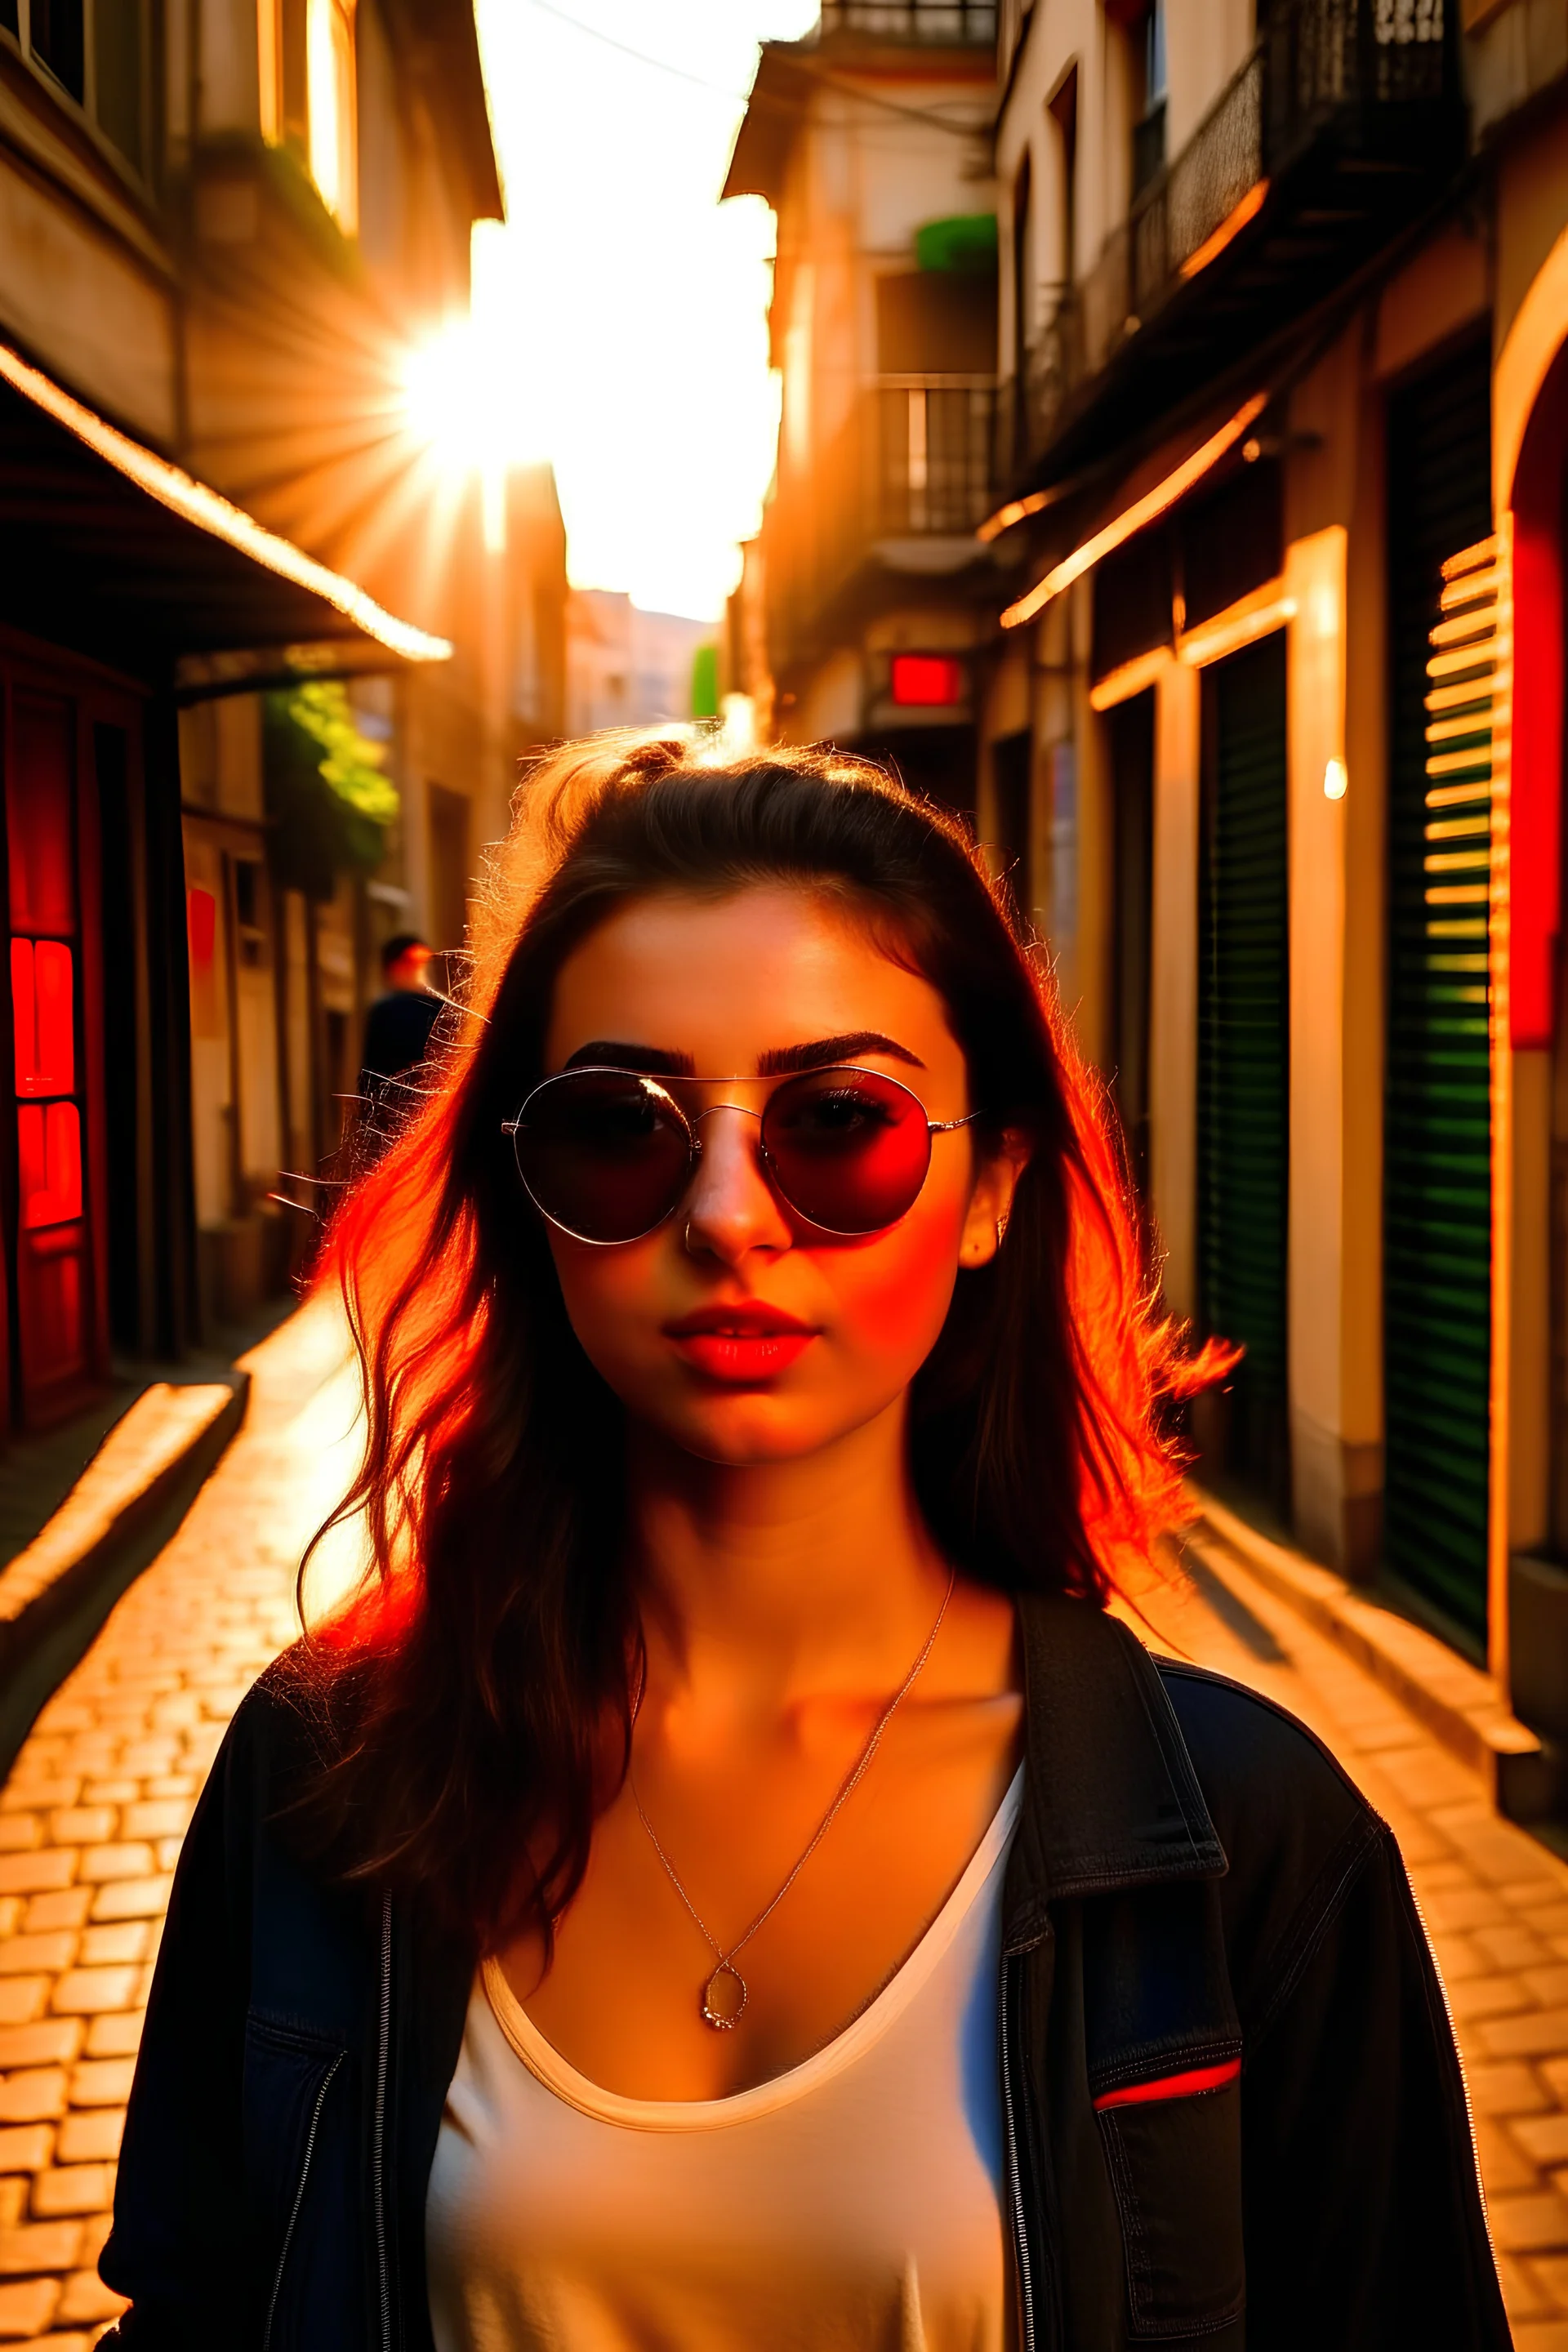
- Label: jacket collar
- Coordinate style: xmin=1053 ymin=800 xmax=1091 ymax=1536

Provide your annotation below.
xmin=1002 ymin=1592 xmax=1227 ymax=1953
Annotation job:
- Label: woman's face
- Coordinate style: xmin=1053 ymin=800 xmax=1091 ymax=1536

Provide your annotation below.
xmin=537 ymin=884 xmax=1022 ymax=1467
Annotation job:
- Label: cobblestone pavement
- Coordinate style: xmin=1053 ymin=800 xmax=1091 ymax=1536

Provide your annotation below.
xmin=0 ymin=1302 xmax=359 ymax=2347
xmin=0 ymin=1304 xmax=1565 ymax=2342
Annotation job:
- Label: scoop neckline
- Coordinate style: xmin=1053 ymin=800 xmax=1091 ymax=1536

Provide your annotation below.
xmin=480 ymin=1760 xmax=1024 ymax=2133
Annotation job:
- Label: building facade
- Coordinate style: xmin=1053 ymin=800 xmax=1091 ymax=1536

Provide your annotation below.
xmin=0 ymin=0 xmax=562 ymax=1404
xmin=978 ymin=0 xmax=1568 ymax=1727
xmin=724 ymin=0 xmax=1004 ymax=816
xmin=737 ymin=0 xmax=1568 ymax=1746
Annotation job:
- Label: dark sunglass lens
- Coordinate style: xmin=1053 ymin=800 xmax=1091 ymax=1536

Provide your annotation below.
xmin=761 ymin=1068 xmax=932 ymax=1233
xmin=514 ymin=1072 xmax=692 ymax=1242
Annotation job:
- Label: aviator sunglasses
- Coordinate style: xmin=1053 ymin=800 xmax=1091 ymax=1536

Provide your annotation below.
xmin=503 ymin=1064 xmax=983 ymax=1245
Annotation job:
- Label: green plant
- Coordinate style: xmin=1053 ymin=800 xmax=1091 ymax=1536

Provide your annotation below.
xmin=265 ymin=680 xmax=399 ymax=900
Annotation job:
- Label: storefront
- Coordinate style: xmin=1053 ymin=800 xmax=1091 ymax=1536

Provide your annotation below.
xmin=0 ymin=341 xmax=446 ymax=1428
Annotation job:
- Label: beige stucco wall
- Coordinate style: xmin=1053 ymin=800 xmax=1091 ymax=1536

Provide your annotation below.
xmin=0 ymin=148 xmax=176 ymax=443
xmin=1148 ymin=657 xmax=1199 ymax=1321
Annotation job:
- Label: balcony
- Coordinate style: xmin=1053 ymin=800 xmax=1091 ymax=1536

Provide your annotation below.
xmin=817 ymin=0 xmax=996 ymax=42
xmin=769 ymin=376 xmax=998 ymax=670
xmin=1009 ymin=0 xmax=1460 ymax=489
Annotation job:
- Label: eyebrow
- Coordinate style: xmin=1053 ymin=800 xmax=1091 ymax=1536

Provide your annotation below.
xmin=560 ymin=1031 xmax=924 ymax=1077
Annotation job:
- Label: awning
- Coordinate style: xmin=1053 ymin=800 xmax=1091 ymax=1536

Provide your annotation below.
xmin=0 ymin=340 xmax=451 ymax=681
xmin=998 ymin=392 xmax=1269 ymax=630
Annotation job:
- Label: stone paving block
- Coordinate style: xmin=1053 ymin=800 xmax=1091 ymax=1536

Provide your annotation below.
xmin=0 ymin=2029 xmax=81 ymax=2074
xmin=0 ymin=1785 xmax=74 ymax=1820
xmin=75 ymin=1850 xmax=151 ymax=1888
xmin=82 ymin=2016 xmax=138 ymax=2061
xmin=48 ymin=1973 xmax=137 ymax=2021
xmin=0 ymin=2277 xmax=59 ymax=2337
xmin=76 ymin=2212 xmax=110 ymax=2265
xmin=1447 ymin=2051 xmax=1537 ymax=2121
xmin=67 ymin=2061 xmax=132 ymax=2108
xmin=0 ymin=1864 xmax=73 ymax=1904
xmin=86 ymin=1880 xmax=168 ymax=1924
xmin=0 ymin=2221 xmax=82 ymax=2274
xmin=0 ymin=1947 xmax=75 ymax=1987
xmin=1526 ymin=1971 xmax=1568 ymax=2007
xmin=1476 ymin=1925 xmax=1554 ymax=1971
xmin=1450 ymin=1974 xmax=1530 ymax=2023
xmin=55 ymin=2267 xmax=124 ymax=2323
xmin=42 ymin=1819 xmax=112 ymax=1855
xmin=1515 ymin=2114 xmax=1568 ymax=2167
xmin=1527 ymin=2254 xmax=1568 ymax=2303
xmin=16 ymin=1900 xmax=87 ymax=1941
xmin=0 ymin=2077 xmax=65 ymax=2127
xmin=1512 ymin=2325 xmax=1568 ymax=2350
xmin=1422 ymin=1885 xmax=1505 ymax=1932
xmin=29 ymin=2166 xmax=110 ymax=2220
xmin=0 ymin=2133 xmax=50 ymax=2179
xmin=1486 ymin=2011 xmax=1568 ymax=2061
xmin=1487 ymin=2190 xmax=1568 ymax=2253
xmin=55 ymin=2114 xmax=119 ymax=2165
xmin=118 ymin=1804 xmax=187 ymax=1843
xmin=1498 ymin=2251 xmax=1561 ymax=2322
xmin=75 ymin=1927 xmax=147 ymax=1970
xmin=1477 ymin=2112 xmax=1544 ymax=2191
xmin=0 ymin=1990 xmax=48 ymax=2034
xmin=0 ymin=1830 xmax=41 ymax=1862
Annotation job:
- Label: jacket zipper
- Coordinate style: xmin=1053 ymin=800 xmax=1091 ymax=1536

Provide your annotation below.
xmin=374 ymin=1891 xmax=393 ymax=2352
xmin=262 ymin=2049 xmax=345 ymax=2352
xmin=999 ymin=1950 xmax=1039 ymax=2352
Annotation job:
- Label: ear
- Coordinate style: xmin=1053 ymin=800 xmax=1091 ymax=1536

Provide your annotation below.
xmin=959 ymin=1129 xmax=1032 ymax=1269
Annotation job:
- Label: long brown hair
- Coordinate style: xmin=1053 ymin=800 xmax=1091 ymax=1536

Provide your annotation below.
xmin=295 ymin=733 xmax=1205 ymax=1952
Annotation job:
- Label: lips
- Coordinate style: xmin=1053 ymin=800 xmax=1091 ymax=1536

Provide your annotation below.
xmin=663 ymin=1303 xmax=818 ymax=1383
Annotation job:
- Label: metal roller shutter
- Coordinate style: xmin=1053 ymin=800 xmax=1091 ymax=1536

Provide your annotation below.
xmin=1199 ymin=630 xmax=1290 ymax=1499
xmin=1383 ymin=347 xmax=1494 ymax=1643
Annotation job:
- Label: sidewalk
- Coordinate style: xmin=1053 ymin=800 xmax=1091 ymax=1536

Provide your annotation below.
xmin=0 ymin=1314 xmax=1561 ymax=2341
xmin=0 ymin=1303 xmax=360 ymax=2346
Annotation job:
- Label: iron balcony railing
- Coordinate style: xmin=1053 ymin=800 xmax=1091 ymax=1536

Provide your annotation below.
xmin=771 ymin=376 xmax=996 ymax=661
xmin=817 ymin=1 xmax=997 ymax=44
xmin=1015 ymin=0 xmax=1450 ymax=465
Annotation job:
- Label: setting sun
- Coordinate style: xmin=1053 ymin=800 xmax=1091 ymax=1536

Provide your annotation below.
xmin=470 ymin=0 xmax=818 ymax=619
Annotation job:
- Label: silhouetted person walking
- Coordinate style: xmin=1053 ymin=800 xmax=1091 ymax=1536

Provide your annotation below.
xmin=357 ymin=931 xmax=442 ymax=1143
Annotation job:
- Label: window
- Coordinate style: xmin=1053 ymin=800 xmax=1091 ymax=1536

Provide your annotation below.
xmin=307 ymin=0 xmax=357 ymax=230
xmin=1132 ymin=0 xmax=1167 ymax=196
xmin=261 ymin=0 xmax=358 ymax=231
xmin=29 ymin=0 xmax=82 ymax=100
xmin=5 ymin=0 xmax=146 ymax=172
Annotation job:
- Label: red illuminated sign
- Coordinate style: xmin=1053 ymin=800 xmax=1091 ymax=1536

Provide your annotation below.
xmin=889 ymin=653 xmax=965 ymax=708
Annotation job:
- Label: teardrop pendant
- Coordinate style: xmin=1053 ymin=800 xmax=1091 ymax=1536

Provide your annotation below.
xmin=701 ymin=1960 xmax=747 ymax=2030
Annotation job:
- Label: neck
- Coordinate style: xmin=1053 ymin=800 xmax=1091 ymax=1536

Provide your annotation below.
xmin=626 ymin=1398 xmax=948 ymax=1708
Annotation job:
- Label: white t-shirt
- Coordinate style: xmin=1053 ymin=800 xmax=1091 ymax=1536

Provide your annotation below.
xmin=426 ymin=1764 xmax=1025 ymax=2351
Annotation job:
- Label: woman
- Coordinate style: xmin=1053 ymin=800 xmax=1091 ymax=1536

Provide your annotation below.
xmin=104 ymin=735 xmax=1505 ymax=2350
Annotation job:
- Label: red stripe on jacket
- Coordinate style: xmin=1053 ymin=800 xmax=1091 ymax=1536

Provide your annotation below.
xmin=1093 ymin=2056 xmax=1242 ymax=2112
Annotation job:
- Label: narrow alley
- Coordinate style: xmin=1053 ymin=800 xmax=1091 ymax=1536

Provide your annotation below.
xmin=0 ymin=1309 xmax=1557 ymax=2342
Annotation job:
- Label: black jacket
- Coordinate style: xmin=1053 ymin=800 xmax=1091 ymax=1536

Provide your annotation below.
xmin=100 ymin=1595 xmax=1509 ymax=2350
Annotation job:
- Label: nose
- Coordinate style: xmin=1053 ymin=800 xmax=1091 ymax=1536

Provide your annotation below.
xmin=680 ymin=1107 xmax=791 ymax=1267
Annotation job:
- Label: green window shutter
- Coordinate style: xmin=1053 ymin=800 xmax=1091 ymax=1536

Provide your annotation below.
xmin=1384 ymin=347 xmax=1495 ymax=1644
xmin=1199 ymin=630 xmax=1290 ymax=1500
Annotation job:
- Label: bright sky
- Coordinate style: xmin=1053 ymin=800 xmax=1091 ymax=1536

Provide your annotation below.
xmin=468 ymin=0 xmax=820 ymax=621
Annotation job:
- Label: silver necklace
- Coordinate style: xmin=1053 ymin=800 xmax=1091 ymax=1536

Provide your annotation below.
xmin=630 ymin=1567 xmax=956 ymax=2031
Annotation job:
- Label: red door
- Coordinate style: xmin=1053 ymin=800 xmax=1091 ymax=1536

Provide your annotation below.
xmin=8 ymin=692 xmax=94 ymax=1421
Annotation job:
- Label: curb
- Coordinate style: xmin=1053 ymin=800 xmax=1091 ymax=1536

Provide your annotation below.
xmin=1184 ymin=1486 xmax=1555 ymax=1820
xmin=0 ymin=1374 xmax=250 ymax=1787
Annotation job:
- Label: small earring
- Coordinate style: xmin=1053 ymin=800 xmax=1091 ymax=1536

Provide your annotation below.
xmin=684 ymin=1219 xmax=698 ymax=1256
xmin=995 ymin=1212 xmax=1009 ymax=1250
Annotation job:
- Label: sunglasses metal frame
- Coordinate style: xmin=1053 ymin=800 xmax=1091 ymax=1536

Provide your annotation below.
xmin=501 ymin=1062 xmax=984 ymax=1246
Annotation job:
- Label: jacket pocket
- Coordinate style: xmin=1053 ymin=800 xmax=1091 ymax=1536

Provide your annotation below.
xmin=243 ymin=2012 xmax=347 ymax=2350
xmin=1094 ymin=2066 xmax=1245 ymax=2339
